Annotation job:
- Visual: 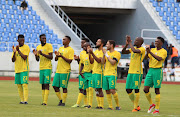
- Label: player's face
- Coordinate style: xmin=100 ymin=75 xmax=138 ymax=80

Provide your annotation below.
xmin=83 ymin=43 xmax=87 ymax=51
xmin=40 ymin=36 xmax=46 ymax=45
xmin=95 ymin=39 xmax=102 ymax=48
xmin=18 ymin=38 xmax=24 ymax=46
xmin=81 ymin=40 xmax=85 ymax=48
xmin=63 ymin=37 xmax=69 ymax=45
xmin=155 ymin=39 xmax=162 ymax=48
xmin=106 ymin=41 xmax=111 ymax=50
xmin=134 ymin=38 xmax=139 ymax=46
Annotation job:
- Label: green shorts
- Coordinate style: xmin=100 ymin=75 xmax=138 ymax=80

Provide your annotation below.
xmin=103 ymin=75 xmax=117 ymax=90
xmin=15 ymin=71 xmax=29 ymax=84
xmin=92 ymin=74 xmax=103 ymax=89
xmin=144 ymin=68 xmax=163 ymax=88
xmin=52 ymin=73 xmax=70 ymax=88
xmin=79 ymin=72 xmax=92 ymax=89
xmin=39 ymin=69 xmax=52 ymax=84
xmin=126 ymin=74 xmax=143 ymax=89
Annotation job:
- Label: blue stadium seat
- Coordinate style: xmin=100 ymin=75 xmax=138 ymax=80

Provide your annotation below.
xmin=2 ymin=9 xmax=7 ymax=14
xmin=166 ymin=20 xmax=170 ymax=26
xmin=169 ymin=16 xmax=174 ymax=22
xmin=5 ymin=5 xmax=10 ymax=10
xmin=160 ymin=2 xmax=165 ymax=7
xmin=170 ymin=7 xmax=175 ymax=12
xmin=15 ymin=1 xmax=21 ymax=6
xmin=162 ymin=16 xmax=167 ymax=21
xmin=153 ymin=2 xmax=158 ymax=7
xmin=156 ymin=6 xmax=161 ymax=12
xmin=0 ymin=1 xmax=6 ymax=5
xmin=8 ymin=1 xmax=14 ymax=5
xmin=159 ymin=11 xmax=164 ymax=17
xmin=24 ymin=10 xmax=28 ymax=15
xmin=177 ymin=35 xmax=180 ymax=40
xmin=31 ymin=11 xmax=36 ymax=16
xmin=163 ymin=7 xmax=168 ymax=12
xmin=169 ymin=0 xmax=175 ymax=3
xmin=57 ymin=39 xmax=62 ymax=44
xmin=12 ymin=5 xmax=17 ymax=10
xmin=173 ymin=30 xmax=178 ymax=35
xmin=173 ymin=12 xmax=178 ymax=17
xmin=166 ymin=11 xmax=171 ymax=17
xmin=169 ymin=25 xmax=174 ymax=31
xmin=177 ymin=26 xmax=180 ymax=31
xmin=167 ymin=3 xmax=172 ymax=7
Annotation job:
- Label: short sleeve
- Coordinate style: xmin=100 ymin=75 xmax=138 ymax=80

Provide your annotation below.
xmin=113 ymin=51 xmax=121 ymax=62
xmin=48 ymin=44 xmax=53 ymax=53
xmin=159 ymin=50 xmax=167 ymax=60
xmin=68 ymin=48 xmax=74 ymax=60
xmin=138 ymin=47 xmax=146 ymax=54
xmin=129 ymin=48 xmax=132 ymax=53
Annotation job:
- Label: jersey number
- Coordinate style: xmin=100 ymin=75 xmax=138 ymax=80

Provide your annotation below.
xmin=23 ymin=76 xmax=27 ymax=82
xmin=135 ymin=81 xmax=138 ymax=86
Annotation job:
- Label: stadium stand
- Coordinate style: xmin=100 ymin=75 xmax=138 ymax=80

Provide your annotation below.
xmin=0 ymin=0 xmax=63 ymax=52
xmin=149 ymin=0 xmax=180 ymax=40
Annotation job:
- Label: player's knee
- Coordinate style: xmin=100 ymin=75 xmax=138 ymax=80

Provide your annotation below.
xmin=143 ymin=88 xmax=149 ymax=93
xmin=53 ymin=86 xmax=58 ymax=92
xmin=79 ymin=89 xmax=83 ymax=93
xmin=110 ymin=89 xmax=116 ymax=94
xmin=155 ymin=88 xmax=160 ymax=94
xmin=63 ymin=88 xmax=67 ymax=93
xmin=135 ymin=89 xmax=139 ymax=93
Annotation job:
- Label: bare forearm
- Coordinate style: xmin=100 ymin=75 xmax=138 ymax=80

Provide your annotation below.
xmin=92 ymin=52 xmax=101 ymax=63
xmin=35 ymin=55 xmax=39 ymax=61
xmin=122 ymin=44 xmax=130 ymax=54
xmin=41 ymin=53 xmax=53 ymax=60
xmin=101 ymin=55 xmax=106 ymax=64
xmin=12 ymin=52 xmax=16 ymax=62
xmin=61 ymin=56 xmax=72 ymax=63
xmin=107 ymin=57 xmax=116 ymax=65
xmin=18 ymin=50 xmax=27 ymax=60
xmin=129 ymin=43 xmax=140 ymax=53
xmin=150 ymin=51 xmax=163 ymax=61
xmin=89 ymin=54 xmax=94 ymax=64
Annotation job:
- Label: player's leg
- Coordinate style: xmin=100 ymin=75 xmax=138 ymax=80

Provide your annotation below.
xmin=40 ymin=70 xmax=45 ymax=104
xmin=109 ymin=76 xmax=120 ymax=110
xmin=87 ymin=73 xmax=93 ymax=108
xmin=21 ymin=72 xmax=29 ymax=104
xmin=61 ymin=73 xmax=70 ymax=106
xmin=72 ymin=75 xmax=85 ymax=107
xmin=96 ymin=74 xmax=104 ymax=109
xmin=144 ymin=68 xmax=155 ymax=113
xmin=92 ymin=74 xmax=100 ymax=108
xmin=52 ymin=73 xmax=62 ymax=106
xmin=103 ymin=76 xmax=113 ymax=109
xmin=15 ymin=73 xmax=24 ymax=104
xmin=126 ymin=74 xmax=135 ymax=105
xmin=153 ymin=68 xmax=163 ymax=114
xmin=83 ymin=89 xmax=88 ymax=107
xmin=43 ymin=69 xmax=52 ymax=105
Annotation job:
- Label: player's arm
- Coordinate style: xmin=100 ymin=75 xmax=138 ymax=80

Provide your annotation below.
xmin=107 ymin=56 xmax=117 ymax=65
xmin=74 ymin=55 xmax=80 ymax=64
xmin=146 ymin=46 xmax=163 ymax=61
xmin=33 ymin=49 xmax=39 ymax=61
xmin=79 ymin=63 xmax=84 ymax=78
xmin=122 ymin=44 xmax=130 ymax=54
xmin=38 ymin=50 xmax=53 ymax=60
xmin=61 ymin=55 xmax=73 ymax=63
xmin=16 ymin=46 xmax=27 ymax=60
xmin=127 ymin=35 xmax=141 ymax=53
xmin=89 ymin=54 xmax=94 ymax=64
xmin=12 ymin=46 xmax=16 ymax=62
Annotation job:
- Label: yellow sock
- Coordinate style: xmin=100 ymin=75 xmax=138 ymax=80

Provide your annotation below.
xmin=128 ymin=92 xmax=135 ymax=104
xmin=96 ymin=96 xmax=100 ymax=107
xmin=155 ymin=94 xmax=160 ymax=110
xmin=23 ymin=84 xmax=28 ymax=102
xmin=89 ymin=87 xmax=93 ymax=106
xmin=55 ymin=91 xmax=62 ymax=101
xmin=62 ymin=93 xmax=67 ymax=103
xmin=106 ymin=94 xmax=113 ymax=108
xmin=17 ymin=84 xmax=24 ymax=102
xmin=113 ymin=93 xmax=119 ymax=107
xmin=43 ymin=89 xmax=49 ymax=104
xmin=42 ymin=90 xmax=45 ymax=102
xmin=99 ymin=97 xmax=104 ymax=108
xmin=134 ymin=93 xmax=140 ymax=109
xmin=76 ymin=93 xmax=83 ymax=105
xmin=145 ymin=92 xmax=153 ymax=105
xmin=86 ymin=88 xmax=89 ymax=104
xmin=84 ymin=94 xmax=88 ymax=105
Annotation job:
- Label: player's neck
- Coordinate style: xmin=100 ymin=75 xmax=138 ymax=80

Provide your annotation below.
xmin=41 ymin=43 xmax=46 ymax=46
xmin=64 ymin=44 xmax=69 ymax=48
xmin=136 ymin=45 xmax=141 ymax=48
xmin=109 ymin=48 xmax=114 ymax=52
xmin=156 ymin=47 xmax=162 ymax=50
xmin=19 ymin=44 xmax=24 ymax=47
xmin=98 ymin=46 xmax=103 ymax=50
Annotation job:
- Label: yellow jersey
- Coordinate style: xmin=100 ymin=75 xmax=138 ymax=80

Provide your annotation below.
xmin=12 ymin=44 xmax=30 ymax=73
xmin=128 ymin=47 xmax=145 ymax=74
xmin=56 ymin=46 xmax=74 ymax=73
xmin=148 ymin=48 xmax=167 ymax=68
xmin=92 ymin=49 xmax=104 ymax=74
xmin=36 ymin=43 xmax=53 ymax=70
xmin=79 ymin=50 xmax=86 ymax=72
xmin=104 ymin=50 xmax=121 ymax=76
xmin=81 ymin=52 xmax=93 ymax=73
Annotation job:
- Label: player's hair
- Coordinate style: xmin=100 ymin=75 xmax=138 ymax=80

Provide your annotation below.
xmin=18 ymin=34 xmax=24 ymax=39
xmin=65 ymin=36 xmax=71 ymax=41
xmin=39 ymin=34 xmax=46 ymax=38
xmin=157 ymin=37 xmax=164 ymax=44
xmin=99 ymin=38 xmax=105 ymax=45
xmin=82 ymin=37 xmax=89 ymax=42
xmin=108 ymin=40 xmax=115 ymax=48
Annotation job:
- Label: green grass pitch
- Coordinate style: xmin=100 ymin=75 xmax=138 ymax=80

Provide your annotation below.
xmin=0 ymin=80 xmax=180 ymax=117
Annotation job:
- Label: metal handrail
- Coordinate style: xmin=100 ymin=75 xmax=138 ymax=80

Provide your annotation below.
xmin=44 ymin=0 xmax=95 ymax=47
